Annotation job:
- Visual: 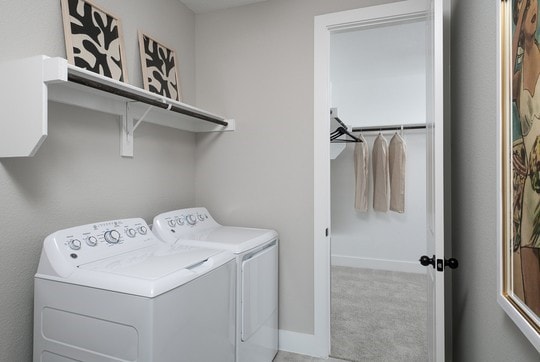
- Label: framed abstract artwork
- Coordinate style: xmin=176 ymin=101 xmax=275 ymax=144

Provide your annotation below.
xmin=499 ymin=0 xmax=540 ymax=351
xmin=138 ymin=31 xmax=181 ymax=101
xmin=60 ymin=0 xmax=128 ymax=82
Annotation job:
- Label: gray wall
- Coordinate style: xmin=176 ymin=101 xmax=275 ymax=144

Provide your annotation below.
xmin=194 ymin=0 xmax=398 ymax=334
xmin=452 ymin=0 xmax=539 ymax=360
xmin=0 ymin=1 xmax=197 ymax=361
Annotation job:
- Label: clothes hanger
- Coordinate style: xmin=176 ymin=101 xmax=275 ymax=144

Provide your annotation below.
xmin=329 ymin=114 xmax=362 ymax=143
xmin=330 ymin=127 xmax=362 ymax=143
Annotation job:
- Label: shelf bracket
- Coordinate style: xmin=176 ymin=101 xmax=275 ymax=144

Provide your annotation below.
xmin=121 ymin=101 xmax=166 ymax=157
xmin=120 ymin=102 xmax=145 ymax=157
xmin=120 ymin=103 xmax=134 ymax=158
xmin=131 ymin=104 xmax=154 ymax=134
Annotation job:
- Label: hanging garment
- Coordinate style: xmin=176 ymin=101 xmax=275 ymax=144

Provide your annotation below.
xmin=372 ymin=134 xmax=389 ymax=212
xmin=354 ymin=135 xmax=369 ymax=211
xmin=389 ymin=133 xmax=407 ymax=213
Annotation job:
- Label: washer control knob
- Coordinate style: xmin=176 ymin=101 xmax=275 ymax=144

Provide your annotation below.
xmin=104 ymin=230 xmax=121 ymax=244
xmin=137 ymin=226 xmax=148 ymax=235
xmin=168 ymin=219 xmax=176 ymax=228
xmin=177 ymin=217 xmax=185 ymax=226
xmin=68 ymin=239 xmax=82 ymax=250
xmin=186 ymin=214 xmax=197 ymax=226
xmin=86 ymin=236 xmax=98 ymax=247
xmin=197 ymin=214 xmax=205 ymax=221
xmin=126 ymin=228 xmax=137 ymax=238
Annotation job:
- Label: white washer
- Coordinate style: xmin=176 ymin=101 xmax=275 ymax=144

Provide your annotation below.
xmin=34 ymin=217 xmax=236 ymax=362
xmin=152 ymin=207 xmax=279 ymax=362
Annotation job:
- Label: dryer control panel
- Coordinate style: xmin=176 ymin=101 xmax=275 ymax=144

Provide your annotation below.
xmin=153 ymin=207 xmax=219 ymax=242
xmin=38 ymin=218 xmax=158 ymax=277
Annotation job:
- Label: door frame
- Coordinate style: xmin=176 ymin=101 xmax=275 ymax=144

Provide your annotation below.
xmin=313 ymin=0 xmax=433 ymax=358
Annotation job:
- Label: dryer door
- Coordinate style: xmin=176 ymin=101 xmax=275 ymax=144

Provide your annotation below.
xmin=241 ymin=242 xmax=278 ymax=341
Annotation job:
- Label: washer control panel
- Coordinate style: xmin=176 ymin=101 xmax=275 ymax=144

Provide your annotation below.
xmin=46 ymin=218 xmax=155 ymax=266
xmin=153 ymin=207 xmax=218 ymax=241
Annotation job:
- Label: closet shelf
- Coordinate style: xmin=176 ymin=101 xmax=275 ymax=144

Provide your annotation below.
xmin=0 ymin=55 xmax=235 ymax=158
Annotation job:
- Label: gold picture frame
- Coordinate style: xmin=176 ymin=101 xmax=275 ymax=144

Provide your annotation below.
xmin=138 ymin=31 xmax=182 ymax=101
xmin=60 ymin=0 xmax=128 ymax=82
xmin=499 ymin=0 xmax=540 ymax=351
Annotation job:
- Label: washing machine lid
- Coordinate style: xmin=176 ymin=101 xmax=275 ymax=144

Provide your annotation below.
xmin=39 ymin=244 xmax=234 ymax=298
xmin=181 ymin=226 xmax=278 ymax=254
xmin=79 ymin=244 xmax=221 ymax=279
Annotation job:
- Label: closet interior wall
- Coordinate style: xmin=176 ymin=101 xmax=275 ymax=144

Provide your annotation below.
xmin=330 ymin=19 xmax=428 ymax=273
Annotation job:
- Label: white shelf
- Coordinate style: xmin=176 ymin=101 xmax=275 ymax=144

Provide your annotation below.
xmin=0 ymin=55 xmax=235 ymax=157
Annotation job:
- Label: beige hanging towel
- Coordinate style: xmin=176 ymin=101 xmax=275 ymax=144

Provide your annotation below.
xmin=372 ymin=134 xmax=389 ymax=212
xmin=354 ymin=135 xmax=369 ymax=211
xmin=389 ymin=133 xmax=407 ymax=213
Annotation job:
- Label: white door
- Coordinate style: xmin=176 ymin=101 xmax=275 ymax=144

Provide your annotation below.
xmin=314 ymin=0 xmax=452 ymax=360
xmin=423 ymin=0 xmax=453 ymax=360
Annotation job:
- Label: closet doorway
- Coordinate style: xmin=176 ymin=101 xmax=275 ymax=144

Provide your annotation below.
xmin=329 ymin=18 xmax=428 ymax=361
xmin=314 ymin=0 xmax=450 ymax=360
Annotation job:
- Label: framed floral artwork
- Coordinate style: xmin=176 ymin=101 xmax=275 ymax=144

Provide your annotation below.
xmin=499 ymin=0 xmax=540 ymax=352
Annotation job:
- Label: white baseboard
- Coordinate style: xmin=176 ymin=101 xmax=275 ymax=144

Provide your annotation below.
xmin=278 ymin=329 xmax=325 ymax=358
xmin=331 ymin=254 xmax=425 ymax=274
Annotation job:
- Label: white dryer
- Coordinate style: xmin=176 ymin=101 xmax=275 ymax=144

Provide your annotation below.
xmin=34 ymin=217 xmax=236 ymax=362
xmin=152 ymin=207 xmax=279 ymax=362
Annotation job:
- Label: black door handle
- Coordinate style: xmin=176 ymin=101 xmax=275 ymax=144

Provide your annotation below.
xmin=419 ymin=255 xmax=435 ymax=268
xmin=445 ymin=258 xmax=459 ymax=269
xmin=419 ymin=255 xmax=458 ymax=271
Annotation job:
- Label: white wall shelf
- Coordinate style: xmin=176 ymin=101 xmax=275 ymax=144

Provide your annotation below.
xmin=0 ymin=55 xmax=235 ymax=158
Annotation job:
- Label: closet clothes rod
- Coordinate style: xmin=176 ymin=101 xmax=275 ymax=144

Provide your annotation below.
xmin=67 ymin=73 xmax=229 ymax=127
xmin=351 ymin=123 xmax=426 ymax=132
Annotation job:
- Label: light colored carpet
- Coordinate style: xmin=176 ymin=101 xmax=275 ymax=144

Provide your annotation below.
xmin=273 ymin=350 xmax=348 ymax=361
xmin=330 ymin=266 xmax=428 ymax=362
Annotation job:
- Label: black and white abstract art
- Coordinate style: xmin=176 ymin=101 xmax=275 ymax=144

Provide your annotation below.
xmin=138 ymin=32 xmax=181 ymax=101
xmin=61 ymin=0 xmax=128 ymax=82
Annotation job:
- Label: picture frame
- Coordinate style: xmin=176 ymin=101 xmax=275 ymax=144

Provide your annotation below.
xmin=138 ymin=31 xmax=182 ymax=101
xmin=498 ymin=0 xmax=540 ymax=351
xmin=60 ymin=0 xmax=128 ymax=82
